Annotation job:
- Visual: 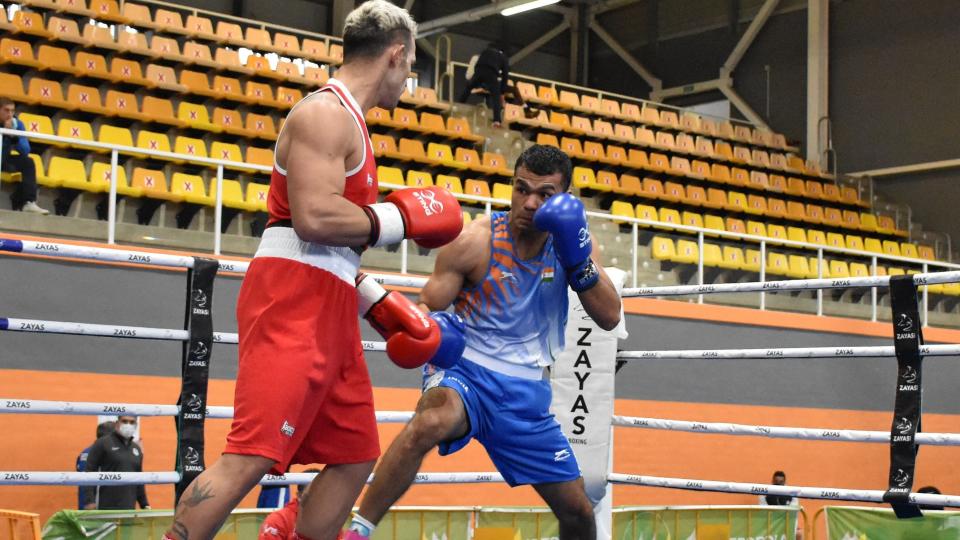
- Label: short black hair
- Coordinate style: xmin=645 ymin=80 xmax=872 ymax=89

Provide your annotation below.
xmin=342 ymin=0 xmax=416 ymax=63
xmin=97 ymin=421 xmax=114 ymax=439
xmin=0 ymin=97 xmax=14 ymax=107
xmin=514 ymin=144 xmax=573 ymax=191
xmin=773 ymin=471 xmax=786 ymax=478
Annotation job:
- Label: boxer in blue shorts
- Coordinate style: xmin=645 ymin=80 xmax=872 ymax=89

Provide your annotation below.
xmin=345 ymin=145 xmax=622 ymax=540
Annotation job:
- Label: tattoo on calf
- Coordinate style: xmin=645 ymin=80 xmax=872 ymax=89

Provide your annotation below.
xmin=183 ymin=481 xmax=215 ymax=507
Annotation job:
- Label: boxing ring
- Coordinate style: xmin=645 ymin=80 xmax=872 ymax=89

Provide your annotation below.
xmin=2 ymin=237 xmax=960 ymax=538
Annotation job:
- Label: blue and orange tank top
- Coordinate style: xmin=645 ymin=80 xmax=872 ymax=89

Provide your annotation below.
xmin=454 ymin=212 xmax=569 ymax=379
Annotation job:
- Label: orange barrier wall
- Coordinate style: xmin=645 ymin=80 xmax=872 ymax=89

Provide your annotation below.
xmin=2 ymin=369 xmax=958 ymax=528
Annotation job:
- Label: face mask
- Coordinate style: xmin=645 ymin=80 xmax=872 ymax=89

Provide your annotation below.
xmin=118 ymin=423 xmax=136 ymax=439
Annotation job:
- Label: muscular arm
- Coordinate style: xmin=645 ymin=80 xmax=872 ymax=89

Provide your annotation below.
xmin=282 ymin=99 xmax=373 ymax=246
xmin=419 ymin=217 xmax=488 ymax=312
xmin=577 ymin=245 xmax=621 ymax=331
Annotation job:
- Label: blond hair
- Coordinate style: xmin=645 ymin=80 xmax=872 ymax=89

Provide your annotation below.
xmin=342 ymin=0 xmax=417 ymax=62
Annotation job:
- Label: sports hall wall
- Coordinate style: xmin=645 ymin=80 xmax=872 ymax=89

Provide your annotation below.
xmin=3 ymin=248 xmax=960 ymax=523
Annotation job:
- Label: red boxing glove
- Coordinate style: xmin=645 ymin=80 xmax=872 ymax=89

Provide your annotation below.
xmin=357 ymin=273 xmax=440 ymax=369
xmin=363 ymin=187 xmax=463 ymax=249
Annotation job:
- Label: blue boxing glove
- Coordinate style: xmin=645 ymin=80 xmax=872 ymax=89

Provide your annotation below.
xmin=533 ymin=193 xmax=600 ymax=292
xmin=427 ymin=311 xmax=465 ymax=369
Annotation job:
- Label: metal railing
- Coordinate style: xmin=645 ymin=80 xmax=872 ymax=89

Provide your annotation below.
xmin=2 ymin=128 xmax=957 ymax=326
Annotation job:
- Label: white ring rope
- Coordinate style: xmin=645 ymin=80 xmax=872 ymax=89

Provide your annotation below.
xmin=612 ymin=415 xmax=960 ymax=446
xmin=617 ymin=344 xmax=960 ymax=360
xmin=608 ymin=473 xmax=960 ymax=508
xmin=0 ymin=238 xmax=428 ymax=289
xmin=622 ymin=271 xmax=960 ymax=297
xmin=0 ymin=399 xmax=415 ymax=424
xmin=0 ymin=471 xmax=503 ymax=486
xmin=0 ymin=317 xmax=388 ymax=351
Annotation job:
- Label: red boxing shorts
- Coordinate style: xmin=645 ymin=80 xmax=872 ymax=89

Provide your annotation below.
xmin=225 ymin=230 xmax=380 ymax=474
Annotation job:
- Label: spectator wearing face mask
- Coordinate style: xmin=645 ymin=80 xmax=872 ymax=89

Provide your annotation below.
xmin=82 ymin=415 xmax=150 ymax=510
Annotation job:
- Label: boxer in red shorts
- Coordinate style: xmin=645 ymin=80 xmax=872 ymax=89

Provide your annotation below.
xmin=164 ymin=2 xmax=465 ymax=540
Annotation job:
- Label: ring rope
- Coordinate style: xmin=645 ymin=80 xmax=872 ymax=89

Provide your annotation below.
xmin=0 ymin=317 xmax=387 ymax=351
xmin=612 ymin=415 xmax=960 ymax=446
xmin=0 ymin=398 xmax=414 ymax=424
xmin=608 ymin=473 xmax=960 ymax=507
xmin=0 ymin=471 xmax=503 ymax=486
xmin=621 ymin=271 xmax=960 ymax=297
xmin=0 ymin=238 xmax=428 ymax=289
xmin=617 ymin=343 xmax=960 ymax=360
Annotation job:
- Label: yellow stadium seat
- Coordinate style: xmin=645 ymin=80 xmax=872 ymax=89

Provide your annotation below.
xmin=841 ymin=210 xmax=861 ymax=229
xmin=245 ymin=82 xmax=283 ymax=108
xmin=918 ymin=245 xmax=935 ymax=260
xmin=787 ymin=255 xmax=812 ymax=279
xmin=110 ymin=58 xmax=153 ymax=88
xmin=245 ymin=113 xmax=278 ymax=140
xmin=0 ymin=73 xmax=34 ymax=105
xmin=745 ymin=194 xmax=767 ymax=216
xmin=720 ymin=246 xmax=745 ymax=270
xmin=593 ymin=171 xmax=615 ymax=192
xmin=301 ymin=38 xmax=334 ymax=64
xmin=674 ymin=239 xmax=699 ymax=264
xmin=826 ymin=232 xmax=845 ymax=250
xmin=614 ymin=174 xmax=642 ymax=197
xmin=185 ymin=14 xmax=217 ymax=40
xmin=703 ymin=244 xmax=723 ymax=268
xmin=211 ymin=142 xmax=245 ymax=170
xmin=50 ymin=157 xmax=90 ymax=191
xmin=115 ymin=30 xmax=152 ymax=58
xmin=726 ymin=192 xmax=748 ymax=213
xmin=491 ymin=183 xmax=512 ymax=207
xmin=682 ymin=211 xmax=703 ymax=230
xmin=246 ymin=54 xmax=284 ymax=81
xmin=89 ymin=162 xmax=139 ymax=197
xmin=29 ymin=78 xmax=72 ymax=110
xmin=746 ymin=221 xmax=767 ymax=239
xmin=572 ymin=167 xmax=595 ymax=190
xmin=220 ymin=179 xmax=255 ymax=211
xmin=807 ymin=257 xmax=828 ymax=278
xmin=136 ymin=130 xmax=173 ymax=158
xmin=214 ymin=47 xmax=254 ymax=76
xmin=446 ymin=116 xmax=483 ymax=143
xmin=131 ymin=168 xmax=177 ymax=202
xmin=739 ymin=250 xmax=760 ymax=273
xmin=171 ymin=173 xmax=214 ymax=206
xmin=766 ymin=198 xmax=787 ymax=219
xmin=634 ymin=204 xmax=657 ymax=224
xmin=829 ymin=260 xmax=851 ymax=278
xmin=212 ymin=108 xmax=249 ymax=138
xmin=89 ymin=0 xmax=127 ymax=22
xmin=900 ymin=243 xmax=919 ymax=259
xmin=464 ymin=179 xmax=492 ymax=200
xmin=406 ymin=170 xmax=434 ymax=188
xmin=426 ymin=143 xmax=466 ymax=169
xmin=67 ymin=84 xmax=111 ymax=116
xmin=72 ymin=51 xmax=113 ymax=83
xmin=767 ymin=224 xmax=787 ymax=243
xmin=277 ymin=87 xmax=303 ymax=109
xmin=180 ymin=70 xmax=221 ymax=99
xmin=610 ymin=200 xmax=635 ymax=224
xmin=174 ymin=136 xmax=208 ymax=161
xmin=651 ymin=237 xmax=675 ymax=261
xmin=104 ymin=90 xmax=146 ymax=123
xmin=1 ymin=38 xmax=42 ymax=70
xmin=304 ymin=66 xmax=330 ymax=85
xmin=807 ymin=229 xmax=826 ymax=246
xmin=787 ymin=226 xmax=808 ymax=245
xmin=482 ymin=152 xmax=513 ymax=177
xmin=658 ymin=208 xmax=681 ymax=231
xmin=12 ymin=10 xmax=53 ymax=39
xmin=864 ymin=237 xmax=883 ymax=254
xmin=397 ymin=138 xmax=430 ymax=164
xmin=435 ymin=175 xmax=463 ymax=194
xmin=245 ymin=147 xmax=273 ymax=169
xmin=57 ymin=118 xmax=95 ymax=145
xmin=766 ymin=252 xmax=789 ymax=276
xmin=178 ymin=102 xmax=221 ymax=133
xmin=97 ymin=124 xmax=134 ymax=153
xmin=859 ymin=212 xmax=879 ymax=233
xmin=140 ymin=96 xmax=184 ymax=128
xmin=246 ymin=182 xmax=269 ymax=212
xmin=18 ymin=113 xmax=54 ymax=139
xmin=702 ymin=188 xmax=727 ymax=211
xmin=182 ymin=41 xmax=218 ymax=71
xmin=849 ymin=263 xmax=871 ymax=278
xmin=881 ymin=240 xmax=901 ymax=258
xmin=377 ymin=166 xmax=404 ymax=191
xmin=845 ymin=235 xmax=865 ymax=252
xmin=703 ymin=215 xmax=725 ymax=237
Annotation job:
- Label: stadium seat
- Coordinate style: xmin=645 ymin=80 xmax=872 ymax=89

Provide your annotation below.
xmin=594 ymin=171 xmax=616 ymax=192
xmin=57 ymin=118 xmax=95 ymax=146
xmin=674 ymin=239 xmax=699 ymax=264
xmin=426 ymin=143 xmax=466 ymax=169
xmin=18 ymin=113 xmax=54 ymax=140
xmin=211 ymin=142 xmax=245 ymax=170
xmin=572 ymin=167 xmax=596 ymax=190
xmin=180 ymin=70 xmax=221 ymax=99
xmin=614 ymin=174 xmax=642 ymax=197
xmin=1 ymin=38 xmax=42 ymax=70
xmin=89 ymin=161 xmax=138 ymax=196
xmin=376 ymin=166 xmax=404 ymax=191
xmin=49 ymin=156 xmax=89 ymax=191
xmin=822 ymin=207 xmax=843 ymax=228
xmin=746 ymin=221 xmax=767 ymax=239
xmin=634 ymin=204 xmax=657 ymax=224
xmin=766 ymin=252 xmax=789 ymax=276
xmin=246 ymin=54 xmax=284 ymax=81
xmin=610 ymin=200 xmax=635 ymax=224
xmin=136 ymin=130 xmax=173 ymax=158
xmin=742 ymin=250 xmax=763 ymax=273
xmin=178 ymin=102 xmax=221 ymax=133
xmin=245 ymin=82 xmax=282 ymax=108
xmin=918 ymin=245 xmax=935 ymax=260
xmin=215 ymin=20 xmax=246 ymax=47
xmin=805 ymin=204 xmax=825 ymax=224
xmin=302 ymin=38 xmax=337 ymax=64
xmin=807 ymin=229 xmax=827 ymax=245
xmin=841 ymin=186 xmax=862 ymax=206
xmin=185 ymin=14 xmax=217 ymax=41
xmin=491 ymin=183 xmax=512 ymax=207
xmin=651 ymin=237 xmax=675 ymax=261
xmin=822 ymin=183 xmax=841 ymax=202
xmin=849 ymin=263 xmax=871 ymax=279
xmin=720 ymin=246 xmax=745 ymax=270
xmin=174 ymin=136 xmax=208 ymax=161
xmin=397 ymin=138 xmax=431 ymax=165
xmin=171 ymin=172 xmax=214 ymax=206
xmin=787 ymin=227 xmax=807 ymax=244
xmin=245 ymin=113 xmax=278 ymax=140
xmin=662 ymin=181 xmax=685 ymax=204
xmin=67 ymin=84 xmax=111 ymax=116
xmin=826 ymin=232 xmax=845 ymax=250
xmin=766 ymin=198 xmax=787 ymax=219
xmin=859 ymin=212 xmax=879 ymax=233
xmin=97 ymin=125 xmax=134 ymax=153
xmin=841 ymin=210 xmax=861 ymax=230
xmin=220 ymin=179 xmax=255 ymax=212
xmin=682 ymin=211 xmax=703 ymax=230
xmin=12 ymin=10 xmax=53 ymax=39
xmin=214 ymin=47 xmax=253 ymax=76
xmin=89 ymin=0 xmax=127 ymax=22
xmin=464 ymin=179 xmax=491 ymax=200
xmin=101 ymin=90 xmax=143 ymax=122
xmin=304 ymin=66 xmax=330 ymax=85
xmin=745 ymin=194 xmax=767 ymax=216
xmin=658 ymin=208 xmax=681 ymax=231
xmin=725 ymin=217 xmax=746 ymax=236
xmin=182 ymin=41 xmax=219 ymax=71
xmin=882 ymin=240 xmax=902 ymax=258
xmin=845 ymin=235 xmax=865 ymax=252
xmin=153 ymin=8 xmax=188 ymax=35
xmin=435 ymin=174 xmax=463 ymax=194
xmin=27 ymin=78 xmax=71 ymax=110
xmin=787 ymin=255 xmax=812 ymax=279
xmin=246 ymin=183 xmax=270 ymax=212
xmin=142 ymin=96 xmax=185 ymax=127
xmin=371 ymin=134 xmax=404 ymax=161
xmin=406 ymin=170 xmax=433 ymax=188
xmin=767 ymin=224 xmax=787 ymax=243
xmin=482 ymin=153 xmax=513 ymax=177
xmin=786 ymin=201 xmax=806 ymax=222
xmin=900 ymin=243 xmax=920 ymax=259
xmin=864 ymin=238 xmax=883 ymax=254
xmin=110 ymin=58 xmax=153 ymax=88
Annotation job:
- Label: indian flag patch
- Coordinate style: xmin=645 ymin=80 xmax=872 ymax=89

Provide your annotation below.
xmin=542 ymin=267 xmax=555 ymax=282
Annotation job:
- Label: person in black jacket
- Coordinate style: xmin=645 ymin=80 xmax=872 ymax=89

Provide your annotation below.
xmin=76 ymin=421 xmax=115 ymax=509
xmin=82 ymin=415 xmax=150 ymax=510
xmin=459 ymin=44 xmax=510 ymax=127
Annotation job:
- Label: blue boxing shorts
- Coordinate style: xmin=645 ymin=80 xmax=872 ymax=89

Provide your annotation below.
xmin=422 ymin=359 xmax=581 ymax=487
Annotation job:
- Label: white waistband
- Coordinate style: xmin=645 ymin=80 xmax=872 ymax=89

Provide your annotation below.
xmin=254 ymin=227 xmax=360 ymax=285
xmin=463 ymin=352 xmax=546 ymax=380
